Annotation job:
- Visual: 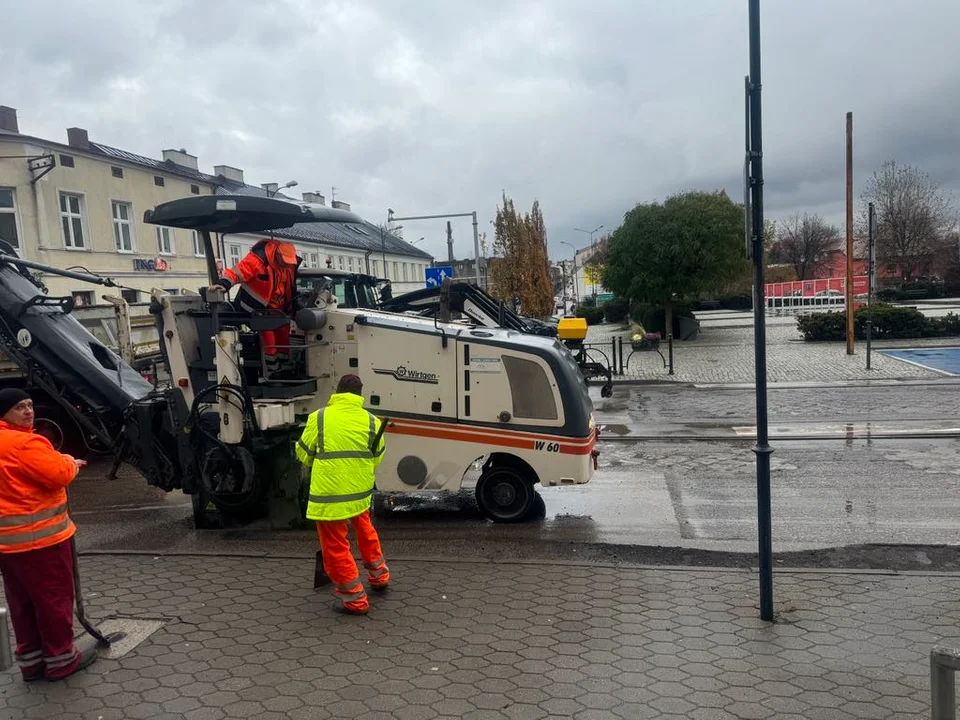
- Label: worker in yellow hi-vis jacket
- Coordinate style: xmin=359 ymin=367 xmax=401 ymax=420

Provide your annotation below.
xmin=296 ymin=374 xmax=389 ymax=615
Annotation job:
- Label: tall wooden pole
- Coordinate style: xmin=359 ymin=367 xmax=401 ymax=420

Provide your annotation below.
xmin=845 ymin=112 xmax=855 ymax=355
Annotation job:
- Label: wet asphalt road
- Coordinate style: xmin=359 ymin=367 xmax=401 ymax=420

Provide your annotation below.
xmin=68 ymin=379 xmax=960 ymax=568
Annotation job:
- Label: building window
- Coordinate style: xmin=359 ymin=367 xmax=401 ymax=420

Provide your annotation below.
xmin=59 ymin=192 xmax=86 ymax=249
xmin=121 ymin=289 xmax=140 ymax=304
xmin=371 ymin=260 xmax=378 ymax=276
xmin=154 ymin=176 xmax=165 ymax=187
xmin=347 ymin=256 xmax=355 ymax=272
xmin=192 ymin=231 xmax=205 ymax=257
xmin=111 ymin=166 xmax=124 ymax=179
xmin=156 ymin=226 xmax=174 ymax=255
xmin=307 ymin=252 xmax=319 ymax=268
xmin=228 ymin=244 xmax=241 ymax=267
xmin=402 ymin=263 xmax=409 ymax=281
xmin=190 ymin=184 xmax=200 ymax=195
xmin=112 ymin=201 xmax=135 ymax=252
xmin=72 ymin=291 xmax=94 ymax=308
xmin=0 ymin=188 xmax=20 ymax=250
xmin=393 ymin=262 xmax=399 ymax=280
xmin=338 ymin=256 xmax=344 ymax=270
xmin=59 ymin=154 xmax=75 ymax=168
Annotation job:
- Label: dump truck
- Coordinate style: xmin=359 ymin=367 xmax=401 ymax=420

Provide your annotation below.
xmin=0 ymin=194 xmax=598 ymax=528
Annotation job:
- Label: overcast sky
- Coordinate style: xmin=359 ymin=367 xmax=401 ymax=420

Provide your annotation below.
xmin=2 ymin=0 xmax=958 ymax=261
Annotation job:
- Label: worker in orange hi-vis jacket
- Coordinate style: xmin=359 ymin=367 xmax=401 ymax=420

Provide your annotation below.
xmin=0 ymin=388 xmax=98 ymax=681
xmin=210 ymin=238 xmax=300 ymax=375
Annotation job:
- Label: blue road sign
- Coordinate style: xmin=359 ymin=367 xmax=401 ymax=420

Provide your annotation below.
xmin=426 ymin=266 xmax=454 ymax=288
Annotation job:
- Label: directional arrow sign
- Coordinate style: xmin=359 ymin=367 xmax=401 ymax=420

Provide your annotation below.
xmin=426 ymin=266 xmax=454 ymax=288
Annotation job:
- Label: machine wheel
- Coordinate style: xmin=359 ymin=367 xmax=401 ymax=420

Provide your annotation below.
xmin=525 ymin=491 xmax=547 ymax=521
xmin=33 ymin=403 xmax=83 ymax=455
xmin=601 ymin=383 xmax=614 ymax=398
xmin=476 ymin=466 xmax=536 ymax=523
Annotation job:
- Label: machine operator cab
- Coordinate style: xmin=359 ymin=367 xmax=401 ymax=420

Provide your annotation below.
xmin=143 ymin=194 xmax=598 ymax=524
xmin=296 ymin=267 xmax=382 ymax=310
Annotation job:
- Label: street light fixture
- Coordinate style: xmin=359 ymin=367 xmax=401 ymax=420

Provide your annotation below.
xmin=388 ymin=209 xmax=482 ymax=284
xmin=572 ymin=225 xmax=604 ymax=296
xmin=263 ymin=180 xmax=298 ymax=197
xmin=560 ymin=240 xmax=580 ymax=304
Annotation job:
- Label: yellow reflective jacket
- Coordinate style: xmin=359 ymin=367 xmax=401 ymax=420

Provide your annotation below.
xmin=296 ymin=393 xmax=385 ymax=521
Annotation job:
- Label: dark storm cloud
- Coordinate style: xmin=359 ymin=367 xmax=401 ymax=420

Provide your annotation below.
xmin=1 ymin=0 xmax=957 ymax=260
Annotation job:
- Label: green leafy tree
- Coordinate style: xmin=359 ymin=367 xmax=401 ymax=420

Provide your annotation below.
xmin=603 ymin=190 xmax=746 ymax=333
xmin=489 ymin=194 xmax=554 ymax=318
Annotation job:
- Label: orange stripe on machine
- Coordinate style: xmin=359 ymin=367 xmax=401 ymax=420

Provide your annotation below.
xmin=384 ymin=418 xmax=596 ymax=456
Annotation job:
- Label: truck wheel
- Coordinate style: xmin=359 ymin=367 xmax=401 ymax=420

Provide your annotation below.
xmin=476 ymin=466 xmax=536 ymax=523
xmin=33 ymin=403 xmax=82 ymax=454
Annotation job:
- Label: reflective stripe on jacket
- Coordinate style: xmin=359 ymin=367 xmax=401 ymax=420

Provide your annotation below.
xmin=0 ymin=421 xmax=77 ymax=553
xmin=296 ymin=393 xmax=385 ymax=522
xmin=220 ymin=239 xmax=297 ymax=313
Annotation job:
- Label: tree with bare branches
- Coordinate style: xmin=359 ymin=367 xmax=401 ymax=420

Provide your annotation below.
xmin=768 ymin=213 xmax=839 ymax=280
xmin=860 ymin=161 xmax=955 ymax=281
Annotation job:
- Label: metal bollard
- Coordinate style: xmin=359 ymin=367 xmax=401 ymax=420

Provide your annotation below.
xmin=931 ymin=645 xmax=960 ymax=719
xmin=0 ymin=607 xmax=12 ymax=671
xmin=618 ymin=336 xmax=624 ymax=375
xmin=611 ymin=338 xmax=618 ymax=376
xmin=668 ymin=335 xmax=674 ymax=376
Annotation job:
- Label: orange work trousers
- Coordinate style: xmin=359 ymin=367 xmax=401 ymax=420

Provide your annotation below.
xmin=316 ymin=511 xmax=390 ymax=612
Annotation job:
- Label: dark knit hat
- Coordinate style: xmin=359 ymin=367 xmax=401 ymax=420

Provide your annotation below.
xmin=0 ymin=388 xmax=30 ymax=418
xmin=336 ymin=374 xmax=363 ymax=395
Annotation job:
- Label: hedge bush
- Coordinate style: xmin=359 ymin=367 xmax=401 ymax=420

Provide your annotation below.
xmin=575 ymin=304 xmax=605 ymax=325
xmin=602 ymin=297 xmax=631 ymax=323
xmin=630 ymin=302 xmax=697 ymax=337
xmin=797 ymin=302 xmax=960 ymax=341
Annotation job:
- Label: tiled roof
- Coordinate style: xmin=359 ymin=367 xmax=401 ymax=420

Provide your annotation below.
xmin=1 ymin=129 xmax=430 ymax=260
xmin=214 ymin=183 xmax=431 ymax=260
xmin=89 ymin=143 xmax=211 ymax=183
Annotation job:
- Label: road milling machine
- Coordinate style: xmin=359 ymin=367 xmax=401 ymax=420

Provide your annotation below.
xmin=0 ymin=195 xmax=598 ymax=528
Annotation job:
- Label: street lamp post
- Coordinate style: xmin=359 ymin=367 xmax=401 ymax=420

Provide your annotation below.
xmin=380 ymin=223 xmax=402 ymax=281
xmin=560 ymin=241 xmax=580 ymax=305
xmin=389 ymin=209 xmax=481 ymax=284
xmin=746 ymin=0 xmax=774 ymax=622
xmin=573 ymin=225 xmax=604 ymax=296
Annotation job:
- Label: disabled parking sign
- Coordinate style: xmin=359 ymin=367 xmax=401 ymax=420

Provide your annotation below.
xmin=425 ymin=266 xmax=454 ymax=288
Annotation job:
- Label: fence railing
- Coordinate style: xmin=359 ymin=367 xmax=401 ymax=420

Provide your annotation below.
xmin=577 ymin=335 xmax=673 ymax=376
xmin=766 ymin=295 xmax=847 ymax=316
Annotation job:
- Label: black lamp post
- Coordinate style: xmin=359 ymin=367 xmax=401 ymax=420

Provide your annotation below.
xmin=746 ymin=0 xmax=774 ymax=622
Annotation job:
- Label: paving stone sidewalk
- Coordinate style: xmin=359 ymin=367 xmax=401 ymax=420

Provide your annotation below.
xmin=587 ymin=322 xmax=957 ymax=383
xmin=3 ymin=554 xmax=958 ymax=719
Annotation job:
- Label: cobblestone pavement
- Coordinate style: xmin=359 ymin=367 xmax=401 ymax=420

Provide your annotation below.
xmin=3 ymin=554 xmax=957 ymax=719
xmin=586 ymin=322 xmax=956 ymax=383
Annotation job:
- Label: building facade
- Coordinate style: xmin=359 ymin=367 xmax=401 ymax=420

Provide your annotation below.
xmin=0 ymin=105 xmax=432 ymax=305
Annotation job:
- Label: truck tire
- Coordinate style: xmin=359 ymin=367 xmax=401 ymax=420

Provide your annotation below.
xmin=476 ymin=466 xmax=536 ymax=523
xmin=32 ymin=403 xmax=83 ymax=455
